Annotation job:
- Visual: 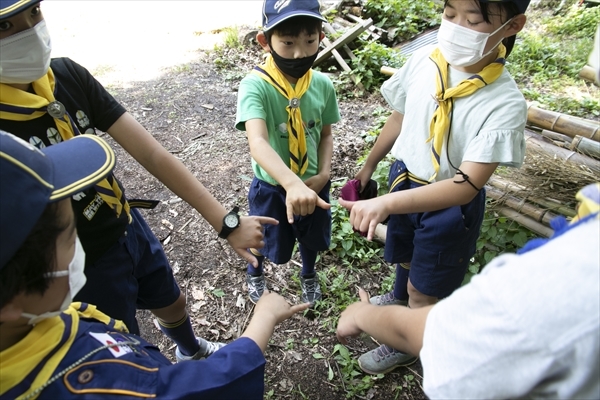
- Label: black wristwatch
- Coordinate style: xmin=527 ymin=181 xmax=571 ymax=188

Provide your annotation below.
xmin=218 ymin=206 xmax=241 ymax=239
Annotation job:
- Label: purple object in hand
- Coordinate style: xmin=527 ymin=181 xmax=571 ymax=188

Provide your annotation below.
xmin=340 ymin=179 xmax=378 ymax=236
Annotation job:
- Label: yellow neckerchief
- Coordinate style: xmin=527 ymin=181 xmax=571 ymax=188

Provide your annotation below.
xmin=0 ymin=303 xmax=127 ymax=400
xmin=571 ymin=183 xmax=600 ymax=223
xmin=427 ymin=44 xmax=507 ymax=181
xmin=0 ymin=70 xmax=131 ymax=222
xmin=252 ymin=55 xmax=311 ymax=176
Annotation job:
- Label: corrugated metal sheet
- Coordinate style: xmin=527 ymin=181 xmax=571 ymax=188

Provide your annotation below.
xmin=398 ymin=29 xmax=439 ymax=56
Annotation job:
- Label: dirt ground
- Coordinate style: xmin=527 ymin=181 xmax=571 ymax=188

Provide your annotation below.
xmin=96 ymin=43 xmax=426 ymax=399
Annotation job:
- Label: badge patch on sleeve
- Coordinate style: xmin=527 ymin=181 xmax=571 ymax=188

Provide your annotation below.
xmin=89 ymin=332 xmax=133 ymax=358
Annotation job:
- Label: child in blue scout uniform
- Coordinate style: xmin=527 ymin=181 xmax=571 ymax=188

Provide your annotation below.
xmin=336 ymin=183 xmax=600 ymax=398
xmin=0 ymin=130 xmax=309 ymax=399
xmin=338 ymin=0 xmax=530 ymax=374
xmin=0 ymin=0 xmax=279 ymax=362
xmin=236 ymin=0 xmax=341 ymax=305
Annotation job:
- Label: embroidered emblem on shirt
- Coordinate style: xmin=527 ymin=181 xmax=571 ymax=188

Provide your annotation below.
xmin=89 ymin=332 xmax=133 ymax=358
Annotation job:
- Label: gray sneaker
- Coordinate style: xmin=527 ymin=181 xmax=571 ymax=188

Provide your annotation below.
xmin=176 ymin=337 xmax=226 ymax=363
xmin=300 ymin=274 xmax=322 ymax=304
xmin=369 ymin=291 xmax=408 ymax=306
xmin=246 ymin=273 xmax=266 ymax=304
xmin=358 ymin=344 xmax=418 ymax=375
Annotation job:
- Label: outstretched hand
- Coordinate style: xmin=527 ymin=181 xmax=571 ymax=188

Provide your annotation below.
xmin=227 ymin=216 xmax=278 ymax=267
xmin=255 ymin=289 xmax=311 ymax=324
xmin=285 ymin=182 xmax=330 ymax=224
xmin=336 ymin=287 xmax=371 ymax=344
xmin=337 ymin=198 xmax=388 ymax=241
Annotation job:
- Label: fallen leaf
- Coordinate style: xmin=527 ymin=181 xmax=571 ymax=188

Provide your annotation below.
xmin=191 ymin=287 xmax=205 ymax=300
xmin=191 ymin=301 xmax=205 ymax=311
xmin=236 ymin=294 xmax=246 ymax=309
xmin=161 ymin=219 xmax=174 ymax=230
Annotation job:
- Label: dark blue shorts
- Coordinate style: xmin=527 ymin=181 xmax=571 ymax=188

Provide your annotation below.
xmin=74 ymin=208 xmax=180 ymax=334
xmin=384 ymin=161 xmax=485 ymax=299
xmin=248 ymin=177 xmax=331 ymax=264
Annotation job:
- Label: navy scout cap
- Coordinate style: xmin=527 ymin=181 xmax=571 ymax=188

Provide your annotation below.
xmin=0 ymin=131 xmax=115 ymax=269
xmin=0 ymin=0 xmax=42 ymax=20
xmin=262 ymin=0 xmax=327 ymax=32
xmin=480 ymin=0 xmax=530 ymax=14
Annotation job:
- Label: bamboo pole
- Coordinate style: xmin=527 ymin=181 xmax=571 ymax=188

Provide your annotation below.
xmin=570 ymin=135 xmax=600 ymax=159
xmin=537 ymin=128 xmax=573 ymax=145
xmin=381 ymin=66 xmax=397 ymax=76
xmin=496 ymin=208 xmax=553 ymax=237
xmin=579 ymin=65 xmax=599 ymax=86
xmin=485 ymin=186 xmax=558 ymax=226
xmin=527 ymin=104 xmax=600 ymax=142
xmin=524 ymin=131 xmax=600 ymax=174
xmin=487 ymin=176 xmax=577 ymax=217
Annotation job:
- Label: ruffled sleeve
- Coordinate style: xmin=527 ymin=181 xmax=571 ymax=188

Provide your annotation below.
xmin=462 ymin=129 xmax=526 ymax=167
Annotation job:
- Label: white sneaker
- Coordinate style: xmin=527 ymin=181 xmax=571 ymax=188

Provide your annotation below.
xmin=175 ymin=337 xmax=226 ymax=362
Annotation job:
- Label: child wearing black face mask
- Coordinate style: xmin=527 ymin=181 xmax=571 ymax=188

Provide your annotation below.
xmin=235 ymin=0 xmax=341 ymax=306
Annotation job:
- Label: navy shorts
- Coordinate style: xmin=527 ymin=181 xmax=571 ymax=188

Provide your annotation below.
xmin=74 ymin=208 xmax=181 ymax=334
xmin=384 ymin=161 xmax=485 ymax=299
xmin=248 ymin=177 xmax=331 ymax=264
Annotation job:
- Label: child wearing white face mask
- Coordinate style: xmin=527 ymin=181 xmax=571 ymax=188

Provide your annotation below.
xmin=0 ymin=0 xmax=281 ymax=363
xmin=0 ymin=131 xmax=310 ymax=399
xmin=337 ymin=0 xmax=529 ymax=374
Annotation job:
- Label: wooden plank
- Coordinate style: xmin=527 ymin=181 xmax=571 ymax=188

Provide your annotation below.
xmin=314 ymin=18 xmax=373 ymax=66
xmin=324 ymin=22 xmax=357 ymax=62
xmin=321 ymin=35 xmax=364 ymax=90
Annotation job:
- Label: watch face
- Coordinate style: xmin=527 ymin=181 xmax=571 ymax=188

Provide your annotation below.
xmin=224 ymin=213 xmax=238 ymax=228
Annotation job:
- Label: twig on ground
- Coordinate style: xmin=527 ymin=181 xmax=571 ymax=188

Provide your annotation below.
xmin=238 ymin=302 xmax=255 ymax=337
xmin=334 ymin=361 xmax=347 ymax=392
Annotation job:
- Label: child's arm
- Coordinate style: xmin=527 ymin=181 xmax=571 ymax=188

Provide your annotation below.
xmin=303 ymin=124 xmax=333 ymax=194
xmin=241 ymin=290 xmax=310 ymax=352
xmin=340 ymin=161 xmax=498 ymax=240
xmin=245 ymin=118 xmax=330 ymax=224
xmin=355 ymin=110 xmax=404 ymax=190
xmin=106 ymin=112 xmax=278 ymax=267
xmin=336 ymin=288 xmax=432 ymax=356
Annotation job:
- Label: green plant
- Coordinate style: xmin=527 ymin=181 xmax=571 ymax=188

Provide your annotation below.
xmin=329 ymin=199 xmax=384 ymax=262
xmin=345 ymin=40 xmax=406 ymax=93
xmin=545 ymin=3 xmax=600 ymax=39
xmin=463 ymin=208 xmax=538 ymax=284
xmin=222 ymin=26 xmax=243 ymax=49
xmin=363 ymin=0 xmax=441 ymax=44
xmin=332 ymin=344 xmax=382 ymax=398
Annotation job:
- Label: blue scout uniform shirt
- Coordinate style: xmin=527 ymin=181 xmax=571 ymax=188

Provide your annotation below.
xmin=0 ymin=303 xmax=266 ymax=399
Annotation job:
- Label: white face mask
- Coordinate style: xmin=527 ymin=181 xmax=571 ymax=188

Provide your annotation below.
xmin=437 ymin=18 xmax=512 ymax=67
xmin=21 ymin=237 xmax=87 ymax=325
xmin=0 ymin=20 xmax=52 ymax=84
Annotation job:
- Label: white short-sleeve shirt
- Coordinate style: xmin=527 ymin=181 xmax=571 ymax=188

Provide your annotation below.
xmin=421 ymin=217 xmax=600 ymax=399
xmin=381 ymin=45 xmax=527 ymax=181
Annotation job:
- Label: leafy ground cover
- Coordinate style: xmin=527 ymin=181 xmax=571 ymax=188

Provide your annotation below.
xmin=95 ymin=1 xmax=599 ymax=398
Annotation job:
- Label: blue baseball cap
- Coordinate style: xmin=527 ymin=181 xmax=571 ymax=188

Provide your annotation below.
xmin=480 ymin=0 xmax=530 ymax=14
xmin=262 ymin=0 xmax=326 ymax=32
xmin=0 ymin=0 xmax=41 ymax=20
xmin=0 ymin=131 xmax=115 ymax=269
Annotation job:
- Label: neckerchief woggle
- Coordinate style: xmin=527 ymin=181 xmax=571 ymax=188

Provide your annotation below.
xmin=252 ymin=55 xmax=310 ymax=176
xmin=0 ymin=69 xmax=132 ymax=222
xmin=428 ymin=44 xmax=507 ymax=181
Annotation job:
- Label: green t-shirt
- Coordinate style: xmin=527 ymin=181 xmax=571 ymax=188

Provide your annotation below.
xmin=236 ymin=70 xmax=341 ymax=185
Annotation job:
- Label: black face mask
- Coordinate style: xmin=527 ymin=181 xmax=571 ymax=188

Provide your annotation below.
xmin=270 ymin=47 xmax=319 ymax=79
